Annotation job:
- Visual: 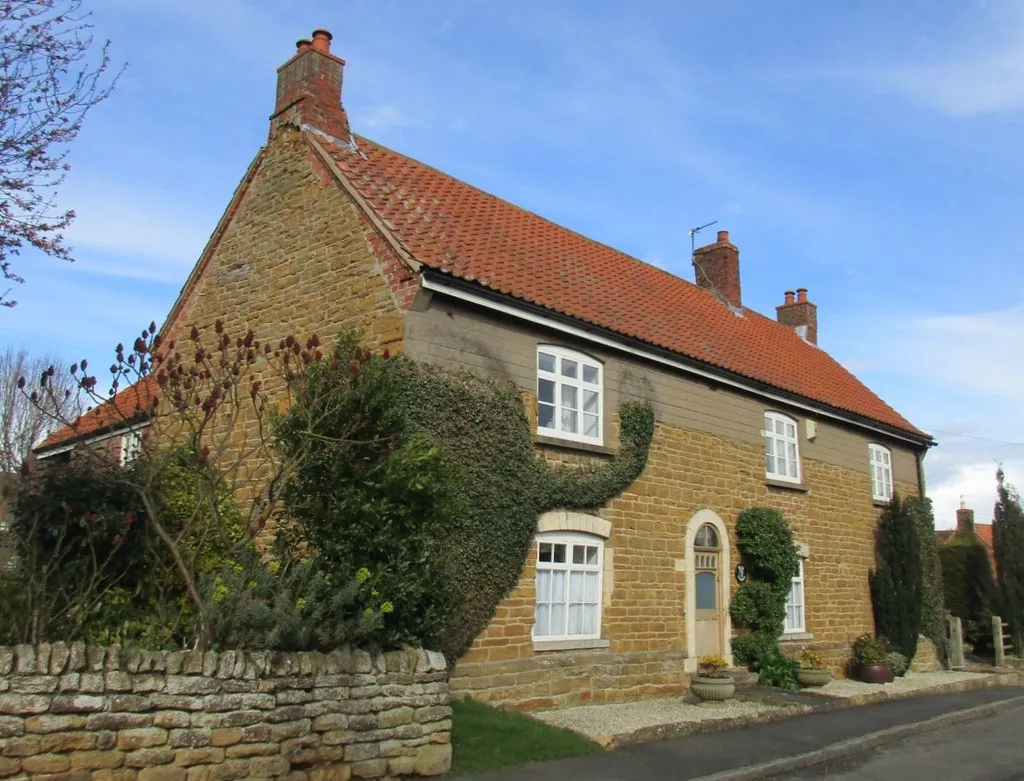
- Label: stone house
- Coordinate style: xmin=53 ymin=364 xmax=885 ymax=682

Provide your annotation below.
xmin=37 ymin=29 xmax=933 ymax=709
xmin=937 ymin=501 xmax=997 ymax=578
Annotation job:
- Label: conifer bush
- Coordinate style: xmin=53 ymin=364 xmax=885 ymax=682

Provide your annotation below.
xmin=869 ymin=493 xmax=923 ymax=661
xmin=995 ymin=468 xmax=1024 ymax=654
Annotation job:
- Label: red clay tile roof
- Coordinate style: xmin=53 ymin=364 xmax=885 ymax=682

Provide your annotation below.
xmin=319 ymin=134 xmax=926 ymax=439
xmin=35 ymin=376 xmax=157 ymax=453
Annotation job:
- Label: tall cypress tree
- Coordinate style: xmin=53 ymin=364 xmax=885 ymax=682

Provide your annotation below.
xmin=994 ymin=468 xmax=1024 ymax=654
xmin=906 ymin=495 xmax=947 ymax=664
xmin=870 ymin=493 xmax=923 ymax=660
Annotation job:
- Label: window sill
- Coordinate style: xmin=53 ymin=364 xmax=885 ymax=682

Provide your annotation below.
xmin=532 ymin=638 xmax=610 ymax=652
xmin=780 ymin=632 xmax=814 ymax=642
xmin=765 ymin=478 xmax=810 ymax=493
xmin=534 ymin=433 xmax=616 ymax=456
xmin=872 ymin=498 xmax=892 ymax=508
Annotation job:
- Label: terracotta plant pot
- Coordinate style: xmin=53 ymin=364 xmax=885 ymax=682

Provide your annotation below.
xmin=858 ymin=663 xmax=894 ymax=684
xmin=796 ymin=668 xmax=832 ymax=687
xmin=690 ymin=676 xmax=736 ymax=701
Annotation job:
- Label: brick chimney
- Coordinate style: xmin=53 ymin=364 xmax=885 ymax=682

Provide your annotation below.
xmin=692 ymin=230 xmax=741 ymax=309
xmin=956 ymin=498 xmax=976 ymax=536
xmin=776 ymin=287 xmax=818 ymax=345
xmin=271 ymin=29 xmax=350 ymax=141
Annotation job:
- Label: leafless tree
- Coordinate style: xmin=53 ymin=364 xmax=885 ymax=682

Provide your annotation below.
xmin=0 ymin=346 xmax=81 ymax=472
xmin=0 ymin=1 xmax=123 ymax=307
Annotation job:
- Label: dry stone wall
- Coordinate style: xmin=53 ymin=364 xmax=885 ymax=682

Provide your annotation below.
xmin=0 ymin=644 xmax=450 ymax=780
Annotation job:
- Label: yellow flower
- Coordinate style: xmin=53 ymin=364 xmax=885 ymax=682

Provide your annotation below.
xmin=268 ymin=561 xmax=281 ymax=575
xmin=355 ymin=567 xmax=371 ymax=583
xmin=212 ymin=578 xmax=229 ymax=604
xmin=247 ymin=580 xmax=258 ymax=591
xmin=381 ymin=601 xmax=394 ymax=614
xmin=296 ymin=598 xmax=307 ymax=611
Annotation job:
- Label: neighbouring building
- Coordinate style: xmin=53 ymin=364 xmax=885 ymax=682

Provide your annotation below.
xmin=936 ymin=500 xmax=997 ymax=578
xmin=36 ymin=29 xmax=934 ymax=709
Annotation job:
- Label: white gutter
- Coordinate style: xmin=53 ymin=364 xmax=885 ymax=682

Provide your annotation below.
xmin=36 ymin=421 xmax=152 ymax=460
xmin=419 ymin=275 xmax=929 ymax=448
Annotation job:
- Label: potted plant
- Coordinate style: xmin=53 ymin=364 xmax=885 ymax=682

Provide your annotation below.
xmin=795 ymin=650 xmax=832 ymax=687
xmin=852 ymin=634 xmax=893 ymax=683
xmin=690 ymin=654 xmax=735 ymax=701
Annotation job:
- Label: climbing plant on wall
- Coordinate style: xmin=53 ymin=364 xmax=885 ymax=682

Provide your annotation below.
xmin=906 ymin=495 xmax=947 ymax=665
xmin=729 ymin=507 xmax=800 ymax=689
xmin=278 ymin=334 xmax=655 ymax=662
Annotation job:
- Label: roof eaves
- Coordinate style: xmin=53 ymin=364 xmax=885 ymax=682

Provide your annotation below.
xmin=421 ymin=269 xmax=934 ymax=447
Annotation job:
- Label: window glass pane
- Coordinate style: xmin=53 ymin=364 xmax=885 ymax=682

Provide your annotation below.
xmin=583 ymin=365 xmax=599 ymax=384
xmin=536 ymin=569 xmax=551 ymax=600
xmin=572 ymin=545 xmax=585 ymax=565
xmin=775 ymin=418 xmax=785 ymax=435
xmin=585 ymin=571 xmax=599 ymax=600
xmin=883 ymin=451 xmax=890 ymax=464
xmin=561 ymin=359 xmax=578 ymax=379
xmin=561 ymin=409 xmax=578 ymax=433
xmin=583 ymin=390 xmax=599 ymax=413
xmin=777 ymin=455 xmax=787 ymax=475
xmin=561 ymin=385 xmax=578 ymax=410
xmin=553 ymin=544 xmax=567 ymax=564
xmin=765 ymin=453 xmax=775 ymax=474
xmin=538 ymin=378 xmax=555 ymax=404
xmin=539 ymin=542 xmax=553 ymax=563
xmin=538 ymin=403 xmax=555 ymax=429
xmin=535 ymin=603 xmax=550 ymax=636
xmin=696 ymin=571 xmax=717 ymax=609
xmin=582 ymin=604 xmax=597 ymax=635
xmin=568 ymin=604 xmax=583 ymax=635
xmin=789 ymin=458 xmax=798 ymax=479
xmin=570 ymin=571 xmax=585 ymax=601
xmin=764 ymin=413 xmax=771 ymax=430
xmin=765 ymin=437 xmax=775 ymax=456
xmin=586 ymin=546 xmax=599 ymax=566
xmin=538 ymin=352 xmax=556 ymax=373
xmin=787 ymin=442 xmax=797 ymax=462
xmin=550 ymin=604 xmax=565 ymax=635
xmin=786 ymin=422 xmax=795 ymax=438
xmin=583 ymin=413 xmax=599 ymax=438
xmin=551 ymin=570 xmax=566 ymax=601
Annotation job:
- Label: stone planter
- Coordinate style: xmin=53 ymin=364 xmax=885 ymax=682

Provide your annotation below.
xmin=796 ymin=667 xmax=832 ymax=687
xmin=858 ymin=663 xmax=894 ymax=684
xmin=690 ymin=675 xmax=736 ymax=701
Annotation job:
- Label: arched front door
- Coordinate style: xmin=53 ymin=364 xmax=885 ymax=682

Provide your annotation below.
xmin=693 ymin=523 xmax=722 ymax=657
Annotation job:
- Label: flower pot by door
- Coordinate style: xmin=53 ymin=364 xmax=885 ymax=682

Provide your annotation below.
xmin=691 ymin=676 xmax=736 ymax=701
xmin=858 ymin=663 xmax=894 ymax=684
xmin=797 ymin=668 xmax=832 ymax=687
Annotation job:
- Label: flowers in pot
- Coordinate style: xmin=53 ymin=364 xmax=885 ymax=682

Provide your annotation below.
xmin=795 ymin=650 xmax=832 ymax=687
xmin=691 ymin=654 xmax=735 ymax=701
xmin=852 ymin=634 xmax=894 ymax=683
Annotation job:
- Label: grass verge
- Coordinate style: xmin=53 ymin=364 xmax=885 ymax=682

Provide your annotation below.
xmin=450 ymin=697 xmax=602 ymax=777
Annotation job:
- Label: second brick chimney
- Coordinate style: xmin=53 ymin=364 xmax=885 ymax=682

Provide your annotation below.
xmin=271 ymin=29 xmax=350 ymax=142
xmin=956 ymin=499 xmax=976 ymax=536
xmin=692 ymin=230 xmax=741 ymax=309
xmin=776 ymin=288 xmax=818 ymax=345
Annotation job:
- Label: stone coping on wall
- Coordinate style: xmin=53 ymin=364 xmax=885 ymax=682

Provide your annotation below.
xmin=0 ymin=643 xmax=451 ymax=780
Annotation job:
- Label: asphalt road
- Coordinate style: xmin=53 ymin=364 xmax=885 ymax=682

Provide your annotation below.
xmin=776 ymin=707 xmax=1024 ymax=781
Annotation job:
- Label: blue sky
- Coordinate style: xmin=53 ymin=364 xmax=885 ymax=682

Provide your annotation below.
xmin=3 ymin=0 xmax=1023 ymax=527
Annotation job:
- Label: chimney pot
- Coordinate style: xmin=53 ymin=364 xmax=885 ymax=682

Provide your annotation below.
xmin=956 ymin=506 xmax=976 ymax=536
xmin=717 ymin=230 xmax=729 ymax=243
xmin=784 ymin=290 xmax=795 ymax=305
xmin=692 ymin=229 xmax=741 ymax=309
xmin=776 ymin=287 xmax=817 ymax=344
xmin=311 ymin=28 xmax=333 ymax=54
xmin=796 ymin=287 xmax=808 ymax=303
xmin=296 ymin=38 xmax=312 ymax=53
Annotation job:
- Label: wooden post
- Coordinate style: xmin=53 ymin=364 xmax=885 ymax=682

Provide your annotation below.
xmin=993 ymin=615 xmax=1005 ymax=667
xmin=949 ymin=615 xmax=965 ymax=670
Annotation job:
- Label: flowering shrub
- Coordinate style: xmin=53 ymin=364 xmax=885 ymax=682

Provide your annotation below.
xmin=697 ymin=654 xmax=729 ymax=678
xmin=796 ymin=650 xmax=826 ymax=669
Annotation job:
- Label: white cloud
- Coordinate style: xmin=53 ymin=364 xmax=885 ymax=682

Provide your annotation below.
xmin=356 ymin=103 xmax=418 ymax=130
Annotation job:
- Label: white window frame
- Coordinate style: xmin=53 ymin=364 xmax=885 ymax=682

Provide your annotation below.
xmin=763 ymin=411 xmax=801 ymax=483
xmin=536 ymin=346 xmax=603 ymax=445
xmin=532 ymin=531 xmax=603 ymax=642
xmin=783 ymin=558 xmax=806 ymax=634
xmin=869 ymin=444 xmax=893 ymax=502
xmin=120 ymin=429 xmax=144 ymax=467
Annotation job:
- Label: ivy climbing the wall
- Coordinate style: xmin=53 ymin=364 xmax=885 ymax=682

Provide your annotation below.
xmin=277 ymin=334 xmax=655 ymax=662
xmin=729 ymin=507 xmax=800 ymax=690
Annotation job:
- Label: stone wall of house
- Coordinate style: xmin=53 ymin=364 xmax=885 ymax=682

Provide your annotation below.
xmin=0 ymin=644 xmax=450 ymax=780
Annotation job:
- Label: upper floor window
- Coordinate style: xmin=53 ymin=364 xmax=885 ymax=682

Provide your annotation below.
xmin=121 ymin=429 xmax=143 ymax=467
xmin=533 ymin=531 xmax=603 ymax=641
xmin=536 ymin=347 xmax=602 ymax=445
xmin=764 ymin=412 xmax=800 ymax=483
xmin=869 ymin=444 xmax=893 ymax=502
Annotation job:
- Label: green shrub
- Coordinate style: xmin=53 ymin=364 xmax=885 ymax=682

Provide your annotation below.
xmin=869 ymin=493 xmax=923 ymax=661
xmin=886 ymin=650 xmax=909 ymax=677
xmin=995 ymin=469 xmax=1024 ymax=655
xmin=906 ymin=496 xmax=947 ymax=666
xmin=852 ymin=633 xmax=888 ymax=665
xmin=939 ymin=537 xmax=998 ymax=651
xmin=729 ymin=507 xmax=799 ymax=690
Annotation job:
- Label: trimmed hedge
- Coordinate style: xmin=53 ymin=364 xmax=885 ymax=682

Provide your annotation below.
xmin=939 ymin=537 xmax=998 ymax=650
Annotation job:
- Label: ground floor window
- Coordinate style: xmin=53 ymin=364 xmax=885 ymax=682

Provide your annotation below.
xmin=533 ymin=531 xmax=602 ymax=640
xmin=783 ymin=558 xmax=806 ymax=634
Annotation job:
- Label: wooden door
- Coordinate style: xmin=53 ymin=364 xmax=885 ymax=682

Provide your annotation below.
xmin=694 ymin=539 xmax=721 ymax=657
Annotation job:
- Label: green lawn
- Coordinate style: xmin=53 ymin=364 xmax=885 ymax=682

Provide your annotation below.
xmin=449 ymin=698 xmax=602 ymax=777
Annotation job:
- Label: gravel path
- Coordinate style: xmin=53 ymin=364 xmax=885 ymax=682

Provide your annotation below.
xmin=534 ymin=696 xmax=805 ymax=744
xmin=805 ymin=670 xmax=987 ymax=699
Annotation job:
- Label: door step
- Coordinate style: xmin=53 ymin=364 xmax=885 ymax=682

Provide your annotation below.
xmin=728 ymin=668 xmax=759 ymax=688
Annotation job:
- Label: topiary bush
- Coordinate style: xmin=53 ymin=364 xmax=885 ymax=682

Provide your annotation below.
xmin=869 ymin=493 xmax=923 ymax=662
xmin=729 ymin=507 xmax=800 ymax=690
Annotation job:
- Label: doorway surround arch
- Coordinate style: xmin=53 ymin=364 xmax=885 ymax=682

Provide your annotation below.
xmin=683 ymin=509 xmax=733 ymax=672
